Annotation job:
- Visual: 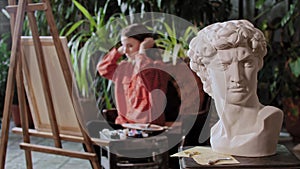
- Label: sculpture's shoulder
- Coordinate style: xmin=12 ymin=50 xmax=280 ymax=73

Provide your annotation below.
xmin=259 ymin=106 xmax=284 ymax=121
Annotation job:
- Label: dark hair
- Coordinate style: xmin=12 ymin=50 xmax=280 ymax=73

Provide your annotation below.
xmin=121 ymin=23 xmax=153 ymax=42
xmin=120 ymin=23 xmax=162 ymax=60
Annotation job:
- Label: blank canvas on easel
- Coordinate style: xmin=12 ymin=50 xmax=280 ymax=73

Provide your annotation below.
xmin=20 ymin=36 xmax=81 ymax=136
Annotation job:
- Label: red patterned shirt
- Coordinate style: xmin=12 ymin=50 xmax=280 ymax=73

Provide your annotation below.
xmin=97 ymin=48 xmax=170 ymax=125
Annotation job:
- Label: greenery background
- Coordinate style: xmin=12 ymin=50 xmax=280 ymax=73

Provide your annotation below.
xmin=0 ymin=0 xmax=299 ymax=125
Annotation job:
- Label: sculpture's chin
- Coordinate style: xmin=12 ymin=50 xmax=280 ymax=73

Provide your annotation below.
xmin=225 ymin=92 xmax=249 ymax=105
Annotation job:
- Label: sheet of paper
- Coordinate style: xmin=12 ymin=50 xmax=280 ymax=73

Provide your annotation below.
xmin=171 ymin=146 xmax=240 ymax=165
xmin=293 ymin=143 xmax=300 ymax=151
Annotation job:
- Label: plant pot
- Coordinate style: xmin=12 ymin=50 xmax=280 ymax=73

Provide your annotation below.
xmin=77 ymin=98 xmax=99 ymax=125
xmin=11 ymin=104 xmax=34 ymax=129
xmin=282 ymin=97 xmax=300 ymax=142
xmin=11 ymin=104 xmax=21 ymax=127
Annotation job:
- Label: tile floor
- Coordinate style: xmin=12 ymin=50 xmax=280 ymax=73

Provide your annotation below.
xmin=1 ymin=120 xmax=92 ymax=169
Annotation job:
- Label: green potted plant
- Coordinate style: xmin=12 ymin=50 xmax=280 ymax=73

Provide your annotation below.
xmin=0 ymin=33 xmax=10 ymax=118
xmin=152 ymin=18 xmax=198 ymax=64
xmin=63 ymin=0 xmax=130 ymax=122
xmin=255 ymin=0 xmax=300 ymax=141
xmin=280 ymin=42 xmax=300 ymax=142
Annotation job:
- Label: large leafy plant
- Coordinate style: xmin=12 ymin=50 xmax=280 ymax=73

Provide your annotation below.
xmin=63 ymin=0 xmax=231 ymax=111
xmin=255 ymin=0 xmax=300 ymax=118
xmin=0 ymin=33 xmax=11 ymax=116
xmin=152 ymin=18 xmax=198 ymax=64
xmin=64 ymin=0 xmax=129 ymax=111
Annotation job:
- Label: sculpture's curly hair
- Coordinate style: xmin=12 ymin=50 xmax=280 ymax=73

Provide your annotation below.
xmin=187 ymin=20 xmax=267 ymax=96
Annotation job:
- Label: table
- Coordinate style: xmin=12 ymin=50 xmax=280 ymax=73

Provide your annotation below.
xmin=99 ymin=130 xmax=169 ymax=169
xmin=179 ymin=144 xmax=300 ymax=169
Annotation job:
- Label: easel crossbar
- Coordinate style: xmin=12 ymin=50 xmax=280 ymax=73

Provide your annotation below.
xmin=20 ymin=143 xmax=97 ymax=159
xmin=12 ymin=127 xmax=110 ymax=146
xmin=6 ymin=3 xmax=47 ymax=13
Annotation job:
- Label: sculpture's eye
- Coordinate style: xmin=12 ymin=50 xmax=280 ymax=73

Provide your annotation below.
xmin=220 ymin=63 xmax=230 ymax=70
xmin=209 ymin=60 xmax=231 ymax=71
xmin=242 ymin=59 xmax=254 ymax=68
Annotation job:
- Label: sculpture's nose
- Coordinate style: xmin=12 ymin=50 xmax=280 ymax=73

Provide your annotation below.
xmin=230 ymin=63 xmax=243 ymax=83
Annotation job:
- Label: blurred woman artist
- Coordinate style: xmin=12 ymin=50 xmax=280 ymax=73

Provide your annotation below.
xmin=97 ymin=23 xmax=170 ymax=126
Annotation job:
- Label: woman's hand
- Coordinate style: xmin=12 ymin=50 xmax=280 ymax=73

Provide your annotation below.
xmin=139 ymin=38 xmax=155 ymax=54
xmin=140 ymin=37 xmax=155 ymax=49
xmin=117 ymin=46 xmax=125 ymax=55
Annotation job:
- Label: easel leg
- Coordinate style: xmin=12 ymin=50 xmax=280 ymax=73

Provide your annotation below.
xmin=26 ymin=0 xmax=62 ymax=148
xmin=0 ymin=0 xmax=27 ymax=168
xmin=0 ymin=84 xmax=15 ymax=169
xmin=17 ymin=48 xmax=33 ymax=169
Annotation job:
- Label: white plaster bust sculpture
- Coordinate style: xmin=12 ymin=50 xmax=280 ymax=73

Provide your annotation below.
xmin=187 ymin=20 xmax=283 ymax=157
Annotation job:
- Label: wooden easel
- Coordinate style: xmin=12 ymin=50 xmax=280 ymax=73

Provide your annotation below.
xmin=0 ymin=0 xmax=101 ymax=168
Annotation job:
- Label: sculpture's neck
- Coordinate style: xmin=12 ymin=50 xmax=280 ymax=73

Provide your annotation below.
xmin=214 ymin=93 xmax=261 ymax=112
xmin=214 ymin=95 xmax=264 ymax=136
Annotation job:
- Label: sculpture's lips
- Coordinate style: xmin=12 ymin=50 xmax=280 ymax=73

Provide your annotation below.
xmin=228 ymin=87 xmax=246 ymax=92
